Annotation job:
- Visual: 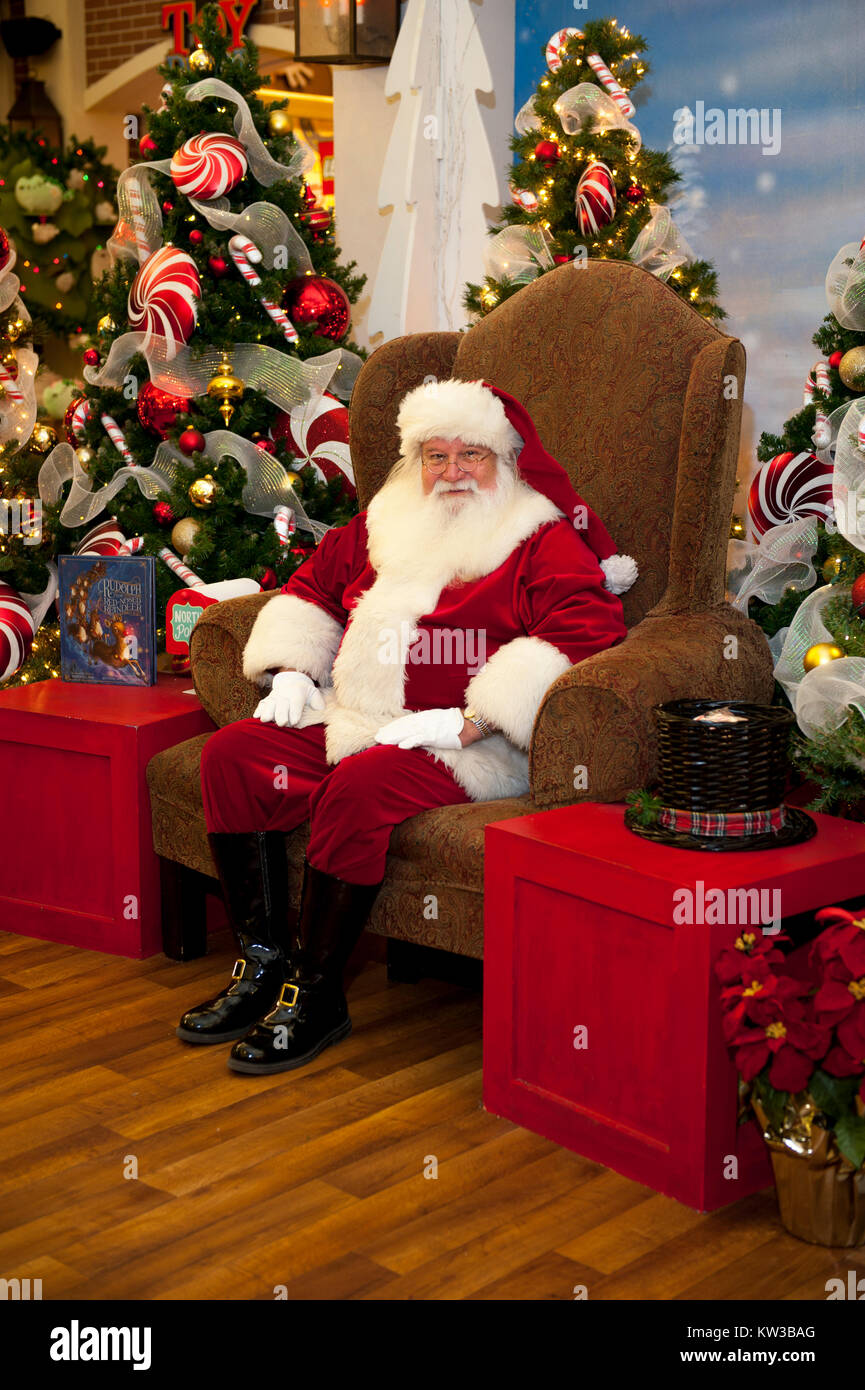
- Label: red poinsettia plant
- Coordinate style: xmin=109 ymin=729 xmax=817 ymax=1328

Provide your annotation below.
xmin=714 ymin=908 xmax=865 ymax=1169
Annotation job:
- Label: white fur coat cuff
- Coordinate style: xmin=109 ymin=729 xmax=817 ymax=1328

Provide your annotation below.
xmin=463 ymin=636 xmax=572 ymax=750
xmin=242 ymin=593 xmax=344 ymax=687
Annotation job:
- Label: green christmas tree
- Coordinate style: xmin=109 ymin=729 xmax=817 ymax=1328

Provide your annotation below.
xmin=0 ymin=128 xmax=119 ymax=338
xmin=465 ymin=17 xmax=723 ymax=322
xmin=0 ymin=3 xmax=366 ymax=688
xmin=733 ymin=241 xmax=865 ymax=816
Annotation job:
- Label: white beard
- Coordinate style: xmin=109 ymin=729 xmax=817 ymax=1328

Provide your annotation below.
xmin=366 ymin=456 xmax=536 ymax=586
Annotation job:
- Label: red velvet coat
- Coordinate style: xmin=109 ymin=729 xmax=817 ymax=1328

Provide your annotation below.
xmin=243 ymin=477 xmax=626 ymax=802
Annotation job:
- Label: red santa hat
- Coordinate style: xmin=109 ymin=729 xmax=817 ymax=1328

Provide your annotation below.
xmin=396 ymin=378 xmax=638 ymax=595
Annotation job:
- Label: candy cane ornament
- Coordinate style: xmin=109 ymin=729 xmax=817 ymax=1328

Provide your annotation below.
xmin=158 ymin=547 xmax=205 ymax=588
xmin=227 ymin=235 xmax=299 ymax=345
xmin=101 ymin=413 xmax=135 ymax=465
xmin=0 ymin=360 xmax=24 ymax=402
xmin=116 ymin=537 xmax=145 ymax=556
xmin=586 ymin=53 xmax=636 ymax=119
xmin=273 ymin=504 xmax=296 ymax=547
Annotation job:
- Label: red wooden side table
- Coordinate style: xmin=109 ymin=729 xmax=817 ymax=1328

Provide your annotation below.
xmin=0 ymin=676 xmax=215 ymax=958
xmin=483 ymin=802 xmax=865 ymax=1212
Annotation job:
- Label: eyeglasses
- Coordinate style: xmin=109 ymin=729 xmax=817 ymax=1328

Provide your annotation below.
xmin=422 ymin=448 xmax=492 ymax=475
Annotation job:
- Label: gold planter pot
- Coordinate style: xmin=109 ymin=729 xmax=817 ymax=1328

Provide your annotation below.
xmin=752 ymin=1096 xmax=865 ymax=1247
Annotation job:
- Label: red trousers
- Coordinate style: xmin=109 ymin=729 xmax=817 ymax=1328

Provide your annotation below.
xmin=200 ymin=719 xmax=471 ymax=884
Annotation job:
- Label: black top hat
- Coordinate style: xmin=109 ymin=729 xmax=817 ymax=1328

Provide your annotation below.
xmin=625 ymin=700 xmax=816 ymax=852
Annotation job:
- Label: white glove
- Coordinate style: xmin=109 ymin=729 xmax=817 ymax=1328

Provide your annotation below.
xmin=253 ymin=670 xmax=325 ymax=727
xmin=375 ymin=707 xmax=464 ymax=751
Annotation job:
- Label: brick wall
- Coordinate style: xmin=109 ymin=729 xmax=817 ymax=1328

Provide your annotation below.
xmin=83 ymin=0 xmax=295 ymax=88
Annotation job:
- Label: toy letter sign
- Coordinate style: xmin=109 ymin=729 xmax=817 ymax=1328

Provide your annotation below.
xmin=162 ymin=1 xmax=259 ymax=56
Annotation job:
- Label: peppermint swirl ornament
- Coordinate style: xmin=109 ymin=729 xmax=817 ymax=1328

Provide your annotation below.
xmin=127 ymin=245 xmax=201 ymax=358
xmin=748 ymin=451 xmax=835 ymax=536
xmin=576 ymin=161 xmax=617 ymax=236
xmin=0 ymin=579 xmax=36 ymax=683
xmin=272 ymin=392 xmax=356 ymax=498
xmin=74 ymin=517 xmax=128 ymax=557
xmin=170 ymin=133 xmax=248 ymax=201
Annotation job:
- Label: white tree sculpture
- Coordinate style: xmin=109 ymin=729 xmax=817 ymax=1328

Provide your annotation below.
xmin=367 ymin=0 xmax=499 ymax=340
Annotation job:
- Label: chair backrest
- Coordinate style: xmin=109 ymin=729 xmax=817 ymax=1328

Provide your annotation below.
xmin=349 ymin=260 xmax=745 ymax=627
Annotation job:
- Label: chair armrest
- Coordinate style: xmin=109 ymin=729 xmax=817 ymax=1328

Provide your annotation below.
xmin=189 ymin=590 xmax=274 ymax=727
xmin=529 ymin=605 xmax=774 ymax=807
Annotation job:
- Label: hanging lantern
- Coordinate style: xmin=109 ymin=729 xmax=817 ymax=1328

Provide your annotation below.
xmin=294 ymin=0 xmax=399 ymax=64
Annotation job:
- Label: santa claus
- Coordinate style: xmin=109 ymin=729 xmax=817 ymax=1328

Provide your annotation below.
xmin=177 ymin=379 xmax=635 ymax=1074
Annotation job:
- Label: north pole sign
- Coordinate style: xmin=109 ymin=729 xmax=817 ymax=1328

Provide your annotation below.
xmin=162 ymin=1 xmax=262 ymax=56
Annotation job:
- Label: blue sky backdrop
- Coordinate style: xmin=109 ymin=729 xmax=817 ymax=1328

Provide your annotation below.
xmin=513 ymin=0 xmax=865 ymax=484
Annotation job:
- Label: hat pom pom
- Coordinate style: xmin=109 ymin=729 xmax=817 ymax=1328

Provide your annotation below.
xmin=600 ymin=553 xmax=638 ymax=595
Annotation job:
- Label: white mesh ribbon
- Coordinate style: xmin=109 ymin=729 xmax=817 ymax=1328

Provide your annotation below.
xmin=483 ymin=225 xmax=554 ymax=284
xmin=38 ymin=428 xmax=330 ymax=537
xmin=83 ymin=336 xmax=362 ymax=407
xmin=825 ymin=240 xmax=865 ymax=331
xmin=554 ymin=83 xmax=642 ymax=150
xmin=108 ymin=165 xmax=165 ymax=266
xmin=0 ymin=242 xmax=21 ymax=312
xmin=184 ymin=79 xmax=316 ymax=185
xmin=629 ymin=204 xmax=695 ymax=281
xmin=727 ymin=516 xmax=820 ymax=612
xmin=795 ymin=656 xmax=865 ymax=743
xmin=19 ymin=559 xmax=58 ymax=633
xmin=815 ymin=397 xmax=865 ymax=553
xmin=774 ymin=584 xmax=842 ymax=707
xmin=38 ymin=440 xmax=170 ymax=527
xmin=514 ymin=95 xmax=541 ymax=136
xmin=0 ymin=346 xmax=38 ymax=450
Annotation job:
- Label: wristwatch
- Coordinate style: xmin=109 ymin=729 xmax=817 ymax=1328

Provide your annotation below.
xmin=463 ymin=705 xmax=493 ymax=738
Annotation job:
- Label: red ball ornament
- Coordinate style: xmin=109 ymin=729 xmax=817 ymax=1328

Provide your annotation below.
xmin=162 ymin=200 xmax=174 ymax=214
xmin=625 ymin=184 xmax=645 ymax=203
xmin=139 ymin=134 xmax=158 ymax=158
xmin=153 ymin=500 xmax=175 ymax=526
xmin=534 ymin=140 xmax=560 ymax=167
xmin=829 ymin=350 xmax=843 ymax=369
xmin=282 ymin=276 xmax=351 ymax=341
xmin=179 ymin=427 xmax=206 ymax=456
xmin=137 ymin=381 xmax=191 ymax=439
xmin=260 ymin=567 xmax=277 ymax=590
xmin=189 ymin=229 xmax=204 ymax=246
xmin=851 ymin=572 xmax=865 ymax=618
xmin=208 ymin=255 xmax=229 ymax=278
xmin=576 ymin=161 xmax=617 ymax=236
xmin=256 ymin=438 xmax=277 ymax=453
xmin=0 ymin=227 xmax=10 ymax=272
xmin=83 ymin=348 xmax=100 ymax=367
xmin=553 ymin=254 xmax=571 ymax=264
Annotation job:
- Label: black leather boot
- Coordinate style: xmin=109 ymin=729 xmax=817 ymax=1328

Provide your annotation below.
xmin=227 ymin=860 xmax=381 ymax=1074
xmin=176 ymin=831 xmax=294 ymax=1045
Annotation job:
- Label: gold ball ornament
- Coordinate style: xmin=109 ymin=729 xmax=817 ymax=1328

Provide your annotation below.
xmin=284 ymin=469 xmax=303 ymax=492
xmin=729 ymin=515 xmax=746 ymax=540
xmin=188 ymin=47 xmax=215 ymax=74
xmin=803 ymin=642 xmax=844 ymax=672
xmin=188 ymin=473 xmax=219 ymax=509
xmin=30 ymin=423 xmax=57 ymax=452
xmin=838 ymin=346 xmax=865 ymax=392
xmin=171 ymin=516 xmax=201 ymax=557
xmin=75 ymin=445 xmax=94 ymax=470
xmin=268 ymin=108 xmax=292 ymax=137
xmin=97 ymin=314 xmax=117 ymax=335
xmin=5 ymin=315 xmax=27 ymax=342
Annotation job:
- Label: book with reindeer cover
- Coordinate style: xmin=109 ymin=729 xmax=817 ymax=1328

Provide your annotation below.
xmin=58 ymin=554 xmax=157 ymax=686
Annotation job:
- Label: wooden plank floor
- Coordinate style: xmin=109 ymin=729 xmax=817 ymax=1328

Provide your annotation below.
xmin=0 ymin=926 xmax=862 ymax=1302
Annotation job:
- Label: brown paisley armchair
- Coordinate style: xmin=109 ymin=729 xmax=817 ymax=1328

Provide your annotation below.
xmin=146 ymin=259 xmax=772 ymax=966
